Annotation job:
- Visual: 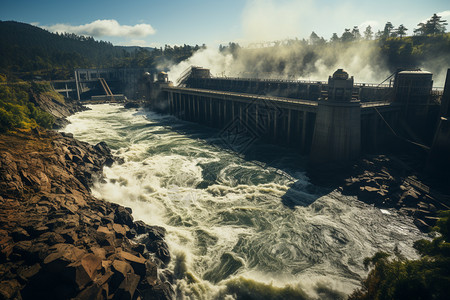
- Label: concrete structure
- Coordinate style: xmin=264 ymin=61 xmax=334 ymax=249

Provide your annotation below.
xmin=428 ymin=69 xmax=450 ymax=179
xmin=309 ymin=69 xmax=361 ymax=165
xmin=150 ymin=68 xmax=408 ymax=161
xmin=52 ymin=68 xmax=153 ymax=101
xmin=145 ymin=66 xmax=446 ymax=166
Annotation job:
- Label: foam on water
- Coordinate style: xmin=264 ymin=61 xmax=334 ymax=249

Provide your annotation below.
xmin=64 ymin=104 xmax=427 ymax=299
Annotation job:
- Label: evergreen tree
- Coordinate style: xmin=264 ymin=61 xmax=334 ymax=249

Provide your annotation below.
xmin=396 ymin=24 xmax=408 ymax=38
xmin=426 ymin=13 xmax=448 ymax=35
xmin=363 ymin=25 xmax=373 ymax=40
xmin=352 ymin=26 xmax=361 ymax=40
xmin=309 ymin=31 xmax=321 ymax=44
xmin=341 ymin=28 xmax=354 ymax=42
xmin=330 ymin=33 xmax=340 ymax=43
xmin=383 ymin=22 xmax=394 ymax=38
xmin=415 ymin=14 xmax=448 ymax=35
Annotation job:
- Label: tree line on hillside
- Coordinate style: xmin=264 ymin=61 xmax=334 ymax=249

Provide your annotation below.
xmin=327 ymin=13 xmax=447 ymax=43
xmin=0 ymin=21 xmax=205 ymax=81
xmin=216 ymin=13 xmax=449 ymax=82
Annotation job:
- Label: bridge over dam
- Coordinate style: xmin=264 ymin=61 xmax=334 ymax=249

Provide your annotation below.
xmin=148 ymin=67 xmax=449 ymax=168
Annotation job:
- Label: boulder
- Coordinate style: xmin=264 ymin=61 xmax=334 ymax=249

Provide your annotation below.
xmin=146 ymin=240 xmax=171 ymax=265
xmin=113 ymin=272 xmax=140 ymax=300
xmin=134 ymin=220 xmax=152 ymax=235
xmin=17 ymin=263 xmax=41 ymax=282
xmin=93 ymin=142 xmax=112 ymax=157
xmin=110 ymin=260 xmax=133 ymax=293
xmin=0 ymin=279 xmax=21 ymax=300
xmin=73 ymin=283 xmax=102 ymax=300
xmin=117 ymin=251 xmax=146 ymax=276
xmin=43 ymin=243 xmax=86 ymax=273
xmin=114 ymin=207 xmax=134 ymax=227
xmin=64 ymin=254 xmax=102 ymax=291
xmin=112 ymin=224 xmax=127 ymax=238
xmin=147 ymin=226 xmax=166 ymax=241
xmin=11 ymin=227 xmax=30 ymax=242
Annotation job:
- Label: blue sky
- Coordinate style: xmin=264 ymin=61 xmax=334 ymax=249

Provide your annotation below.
xmin=1 ymin=0 xmax=449 ymax=47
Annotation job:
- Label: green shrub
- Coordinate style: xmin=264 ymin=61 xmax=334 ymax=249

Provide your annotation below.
xmin=350 ymin=211 xmax=450 ymax=300
xmin=0 ymin=81 xmax=55 ymax=132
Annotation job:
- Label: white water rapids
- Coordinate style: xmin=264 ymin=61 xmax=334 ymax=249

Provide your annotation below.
xmin=64 ymin=104 xmax=426 ymax=299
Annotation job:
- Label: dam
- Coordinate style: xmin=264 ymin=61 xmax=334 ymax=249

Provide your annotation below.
xmin=147 ymin=67 xmax=448 ymax=169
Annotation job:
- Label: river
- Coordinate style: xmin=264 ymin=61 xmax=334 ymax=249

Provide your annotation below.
xmin=64 ymin=104 xmax=426 ymax=299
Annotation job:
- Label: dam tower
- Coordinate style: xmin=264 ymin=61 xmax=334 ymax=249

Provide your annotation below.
xmin=310 ymin=69 xmax=361 ymax=166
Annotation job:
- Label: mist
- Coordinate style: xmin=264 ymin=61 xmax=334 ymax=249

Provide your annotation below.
xmin=167 ymin=37 xmax=450 ymax=87
xmin=167 ymin=40 xmax=391 ymax=85
xmin=166 ymin=0 xmax=449 ymax=87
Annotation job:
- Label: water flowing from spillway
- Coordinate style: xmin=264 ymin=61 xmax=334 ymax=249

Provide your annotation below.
xmin=64 ymin=104 xmax=426 ymax=299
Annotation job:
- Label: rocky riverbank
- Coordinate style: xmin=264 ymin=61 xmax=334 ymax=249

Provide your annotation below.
xmin=0 ymin=128 xmax=174 ymax=299
xmin=339 ymin=155 xmax=450 ymax=232
xmin=29 ymin=86 xmax=88 ymax=130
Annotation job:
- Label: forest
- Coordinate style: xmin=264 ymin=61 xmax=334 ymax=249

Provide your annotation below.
xmin=214 ymin=14 xmax=450 ymax=85
xmin=0 ymin=21 xmax=205 ymax=80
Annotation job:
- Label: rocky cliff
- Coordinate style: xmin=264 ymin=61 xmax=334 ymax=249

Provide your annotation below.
xmin=0 ymin=86 xmax=174 ymax=299
xmin=29 ymin=90 xmax=87 ymax=129
xmin=0 ymin=130 xmax=174 ymax=299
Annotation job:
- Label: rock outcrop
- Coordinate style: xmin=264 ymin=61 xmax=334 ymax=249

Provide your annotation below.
xmin=29 ymin=91 xmax=87 ymax=129
xmin=341 ymin=155 xmax=450 ymax=232
xmin=0 ymin=130 xmax=174 ymax=300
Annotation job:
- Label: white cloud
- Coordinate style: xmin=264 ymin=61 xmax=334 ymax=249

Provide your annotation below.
xmin=420 ymin=11 xmax=450 ymax=24
xmin=437 ymin=10 xmax=450 ymax=20
xmin=42 ymin=19 xmax=156 ymax=38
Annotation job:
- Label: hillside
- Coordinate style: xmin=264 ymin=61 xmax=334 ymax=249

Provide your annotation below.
xmin=0 ymin=21 xmax=127 ymax=79
xmin=0 ymin=21 xmax=202 ymax=81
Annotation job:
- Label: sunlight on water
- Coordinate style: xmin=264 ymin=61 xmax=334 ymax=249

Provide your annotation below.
xmin=64 ymin=104 xmax=426 ymax=299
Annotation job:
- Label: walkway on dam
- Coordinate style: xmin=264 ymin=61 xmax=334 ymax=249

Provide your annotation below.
xmin=163 ymin=86 xmax=398 ymax=112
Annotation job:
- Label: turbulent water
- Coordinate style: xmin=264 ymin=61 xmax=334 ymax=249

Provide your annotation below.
xmin=64 ymin=104 xmax=426 ymax=299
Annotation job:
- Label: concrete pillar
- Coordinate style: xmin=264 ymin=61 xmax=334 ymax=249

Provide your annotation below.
xmin=209 ymin=97 xmax=213 ymax=126
xmin=255 ymin=104 xmax=259 ymax=129
xmin=188 ymin=95 xmax=192 ymax=120
xmin=239 ymin=104 xmax=243 ymax=127
xmin=218 ymin=100 xmax=222 ymax=127
xmin=174 ymin=93 xmax=178 ymax=117
xmin=440 ymin=69 xmax=450 ymax=118
xmin=267 ymin=110 xmax=272 ymax=141
xmin=310 ymin=69 xmax=361 ymax=166
xmin=232 ymin=101 xmax=235 ymax=121
xmin=204 ymin=97 xmax=207 ymax=123
xmin=182 ymin=94 xmax=186 ymax=120
xmin=274 ymin=111 xmax=278 ymax=141
xmin=245 ymin=105 xmax=249 ymax=129
xmin=223 ymin=99 xmax=227 ymax=127
xmin=427 ymin=69 xmax=450 ymax=182
xmin=171 ymin=92 xmax=175 ymax=115
xmin=192 ymin=95 xmax=195 ymax=120
xmin=192 ymin=95 xmax=196 ymax=120
xmin=196 ymin=97 xmax=200 ymax=121
xmin=287 ymin=109 xmax=292 ymax=144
